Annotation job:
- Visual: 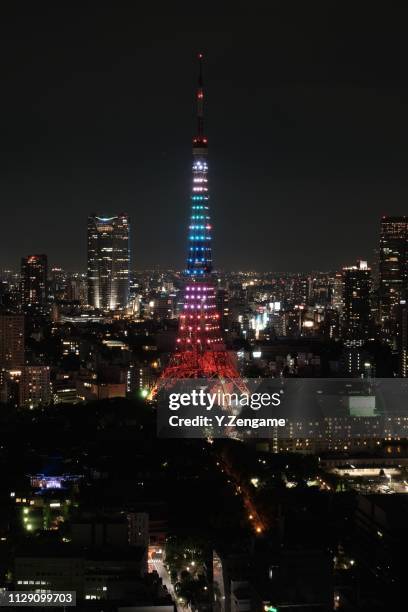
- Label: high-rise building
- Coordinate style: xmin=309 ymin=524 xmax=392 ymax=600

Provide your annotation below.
xmin=400 ymin=307 xmax=408 ymax=376
xmin=0 ymin=365 xmax=51 ymax=408
xmin=341 ymin=261 xmax=372 ymax=376
xmin=0 ymin=312 xmax=24 ymax=368
xmin=19 ymin=365 xmax=51 ymax=408
xmin=87 ymin=214 xmax=130 ymax=310
xmin=379 ymin=216 xmax=408 ymax=345
xmin=343 ymin=261 xmax=371 ymax=341
xmin=48 ymin=267 xmax=66 ymax=301
xmin=66 ymin=274 xmax=87 ymax=304
xmin=330 ymin=272 xmax=343 ymax=311
xmin=21 ymin=255 xmax=48 ymax=307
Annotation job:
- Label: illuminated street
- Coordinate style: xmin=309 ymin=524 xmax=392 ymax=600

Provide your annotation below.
xmin=151 ymin=556 xmax=192 ymax=612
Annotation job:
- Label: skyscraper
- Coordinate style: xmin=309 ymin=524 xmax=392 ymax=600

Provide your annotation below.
xmin=379 ymin=216 xmax=408 ymax=346
xmin=400 ymin=307 xmax=408 ymax=377
xmin=19 ymin=365 xmax=51 ymax=408
xmin=0 ymin=312 xmax=24 ymax=368
xmin=21 ymin=254 xmax=48 ymax=307
xmin=87 ymin=214 xmax=130 ymax=310
xmin=341 ymin=261 xmax=372 ymax=376
xmin=343 ymin=260 xmax=371 ymax=341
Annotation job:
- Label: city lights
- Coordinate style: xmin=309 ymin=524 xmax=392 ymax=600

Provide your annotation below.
xmin=0 ymin=22 xmax=406 ymax=612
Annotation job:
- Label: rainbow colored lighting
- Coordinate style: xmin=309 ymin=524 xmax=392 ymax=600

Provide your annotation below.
xmin=148 ymin=52 xmax=247 ymax=391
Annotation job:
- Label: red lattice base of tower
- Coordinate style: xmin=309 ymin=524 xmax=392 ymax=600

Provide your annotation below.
xmin=149 ymin=349 xmax=248 ymax=399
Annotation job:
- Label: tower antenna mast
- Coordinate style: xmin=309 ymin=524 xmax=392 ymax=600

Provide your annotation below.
xmin=197 ymin=52 xmax=204 ymax=138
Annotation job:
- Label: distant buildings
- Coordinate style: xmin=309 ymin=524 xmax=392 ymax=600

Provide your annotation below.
xmin=87 ymin=214 xmax=130 ymax=311
xmin=1 ymin=365 xmax=52 ymax=408
xmin=330 ymin=271 xmax=344 ymax=311
xmin=1 ymin=311 xmax=52 ymax=408
xmin=14 ymin=543 xmax=148 ymax=602
xmin=21 ymin=254 xmax=48 ymax=307
xmin=11 ymin=511 xmax=171 ymax=606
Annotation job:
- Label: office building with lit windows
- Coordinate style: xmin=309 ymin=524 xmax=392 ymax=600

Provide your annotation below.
xmin=379 ymin=216 xmax=408 ymax=346
xmin=21 ymin=254 xmax=48 ymax=307
xmin=0 ymin=312 xmax=24 ymax=368
xmin=342 ymin=261 xmax=372 ymax=376
xmin=343 ymin=261 xmax=371 ymax=341
xmin=19 ymin=365 xmax=51 ymax=408
xmin=87 ymin=214 xmax=130 ymax=310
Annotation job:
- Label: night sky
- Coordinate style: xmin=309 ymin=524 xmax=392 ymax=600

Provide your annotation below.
xmin=1 ymin=1 xmax=408 ymax=272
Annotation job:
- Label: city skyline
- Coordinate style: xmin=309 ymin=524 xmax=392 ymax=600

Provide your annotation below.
xmin=1 ymin=4 xmax=408 ymax=272
xmin=1 ymin=219 xmax=405 ymax=275
xmin=1 ymin=5 xmax=408 ymax=611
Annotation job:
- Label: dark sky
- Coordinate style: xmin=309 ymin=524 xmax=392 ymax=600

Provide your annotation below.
xmin=1 ymin=1 xmax=408 ymax=272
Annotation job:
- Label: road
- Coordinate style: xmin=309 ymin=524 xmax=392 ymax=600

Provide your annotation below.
xmin=152 ymin=557 xmax=192 ymax=612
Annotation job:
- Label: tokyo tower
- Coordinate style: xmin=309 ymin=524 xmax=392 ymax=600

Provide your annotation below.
xmin=154 ymin=53 xmax=245 ymax=388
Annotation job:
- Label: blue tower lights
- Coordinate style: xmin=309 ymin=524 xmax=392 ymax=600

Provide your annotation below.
xmin=186 ymin=157 xmax=213 ymax=275
xmin=176 ymin=52 xmax=223 ymax=348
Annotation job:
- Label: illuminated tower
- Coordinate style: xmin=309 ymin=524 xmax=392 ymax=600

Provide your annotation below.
xmin=176 ymin=53 xmax=224 ymax=353
xmin=157 ymin=54 xmax=242 ymax=383
xmin=87 ymin=214 xmax=130 ymax=311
